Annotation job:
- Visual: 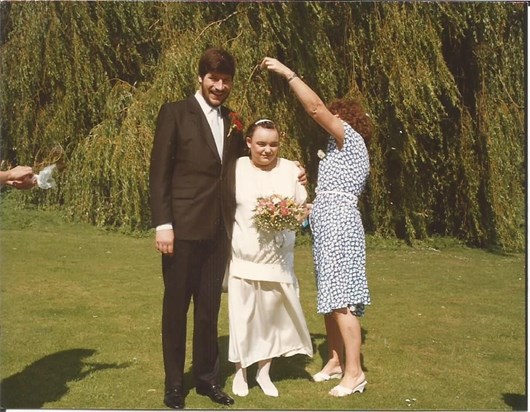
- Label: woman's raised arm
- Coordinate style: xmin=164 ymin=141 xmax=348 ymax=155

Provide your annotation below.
xmin=261 ymin=57 xmax=345 ymax=149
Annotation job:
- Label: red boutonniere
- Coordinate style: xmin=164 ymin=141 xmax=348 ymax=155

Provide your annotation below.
xmin=228 ymin=112 xmax=244 ymax=138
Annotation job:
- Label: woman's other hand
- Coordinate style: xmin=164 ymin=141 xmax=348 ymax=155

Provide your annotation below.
xmin=293 ymin=161 xmax=308 ymax=186
xmin=304 ymin=203 xmax=313 ymax=220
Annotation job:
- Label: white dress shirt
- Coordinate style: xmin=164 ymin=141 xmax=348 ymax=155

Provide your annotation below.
xmin=194 ymin=91 xmax=224 ymax=159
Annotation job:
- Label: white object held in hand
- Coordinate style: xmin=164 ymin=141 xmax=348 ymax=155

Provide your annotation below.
xmin=36 ymin=164 xmax=57 ymax=189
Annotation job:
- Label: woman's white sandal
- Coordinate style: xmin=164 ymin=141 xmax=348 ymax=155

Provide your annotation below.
xmin=312 ymin=371 xmax=343 ymax=382
xmin=329 ymin=380 xmax=367 ymax=397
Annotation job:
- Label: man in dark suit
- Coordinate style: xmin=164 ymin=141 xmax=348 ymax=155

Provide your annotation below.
xmin=149 ymin=48 xmax=245 ymax=409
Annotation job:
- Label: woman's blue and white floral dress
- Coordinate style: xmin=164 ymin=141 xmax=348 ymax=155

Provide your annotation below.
xmin=310 ymin=121 xmax=371 ymax=315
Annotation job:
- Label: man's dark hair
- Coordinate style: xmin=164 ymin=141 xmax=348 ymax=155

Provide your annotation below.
xmin=198 ymin=48 xmax=236 ymax=78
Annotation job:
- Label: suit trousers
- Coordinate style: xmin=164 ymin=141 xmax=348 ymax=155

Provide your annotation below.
xmin=161 ymin=223 xmax=229 ymax=390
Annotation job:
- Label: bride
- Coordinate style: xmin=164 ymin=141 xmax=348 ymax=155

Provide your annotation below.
xmin=226 ymin=119 xmax=313 ymax=398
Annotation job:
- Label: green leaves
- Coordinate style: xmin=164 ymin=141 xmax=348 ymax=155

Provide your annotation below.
xmin=1 ymin=2 xmax=524 ymax=249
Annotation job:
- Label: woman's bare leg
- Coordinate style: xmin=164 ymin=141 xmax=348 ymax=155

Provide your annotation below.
xmin=332 ymin=308 xmax=365 ymax=391
xmin=316 ymin=314 xmax=344 ymax=376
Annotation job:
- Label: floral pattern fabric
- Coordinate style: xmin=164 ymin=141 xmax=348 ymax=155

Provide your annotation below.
xmin=310 ymin=121 xmax=371 ymax=315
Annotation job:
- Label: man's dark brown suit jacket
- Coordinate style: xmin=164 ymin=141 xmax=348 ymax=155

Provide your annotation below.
xmin=149 ymin=96 xmax=245 ymax=239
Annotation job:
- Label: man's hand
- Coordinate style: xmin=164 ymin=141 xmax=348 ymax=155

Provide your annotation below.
xmin=156 ymin=229 xmax=174 ymax=256
xmin=293 ymin=161 xmax=308 ymax=186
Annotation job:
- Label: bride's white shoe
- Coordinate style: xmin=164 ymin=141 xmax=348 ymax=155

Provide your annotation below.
xmin=256 ymin=373 xmax=279 ymax=397
xmin=329 ymin=380 xmax=367 ymax=397
xmin=232 ymin=365 xmax=249 ymax=397
xmin=232 ymin=387 xmax=249 ymax=397
xmin=312 ymin=371 xmax=343 ymax=382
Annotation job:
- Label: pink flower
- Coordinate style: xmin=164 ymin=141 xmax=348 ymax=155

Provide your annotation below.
xmin=253 ymin=194 xmax=306 ymax=232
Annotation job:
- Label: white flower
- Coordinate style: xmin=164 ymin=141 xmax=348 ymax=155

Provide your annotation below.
xmin=317 ymin=149 xmax=326 ymax=159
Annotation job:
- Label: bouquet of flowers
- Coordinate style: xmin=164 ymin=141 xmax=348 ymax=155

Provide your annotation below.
xmin=253 ymin=194 xmax=306 ymax=232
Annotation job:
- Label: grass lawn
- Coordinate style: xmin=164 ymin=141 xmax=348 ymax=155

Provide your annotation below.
xmin=0 ymin=199 xmax=526 ymax=410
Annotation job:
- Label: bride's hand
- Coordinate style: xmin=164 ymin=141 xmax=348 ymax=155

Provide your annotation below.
xmin=260 ymin=57 xmax=295 ymax=80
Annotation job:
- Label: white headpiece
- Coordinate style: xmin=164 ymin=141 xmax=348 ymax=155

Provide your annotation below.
xmin=255 ymin=119 xmax=274 ymax=125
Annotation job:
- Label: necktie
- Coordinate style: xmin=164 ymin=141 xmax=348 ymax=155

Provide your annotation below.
xmin=211 ymin=108 xmax=223 ymax=159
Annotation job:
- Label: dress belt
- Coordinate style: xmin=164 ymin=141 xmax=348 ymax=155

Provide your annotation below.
xmin=316 ymin=190 xmax=358 ymax=207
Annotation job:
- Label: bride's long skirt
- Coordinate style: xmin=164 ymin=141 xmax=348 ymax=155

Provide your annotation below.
xmin=228 ymin=276 xmax=313 ymax=368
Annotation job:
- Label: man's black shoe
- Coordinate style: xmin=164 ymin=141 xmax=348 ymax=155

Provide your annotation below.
xmin=164 ymin=388 xmax=186 ymax=409
xmin=196 ymin=384 xmax=234 ymax=405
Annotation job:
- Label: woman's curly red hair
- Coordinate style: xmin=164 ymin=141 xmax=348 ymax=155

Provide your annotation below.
xmin=327 ymin=99 xmax=372 ymax=143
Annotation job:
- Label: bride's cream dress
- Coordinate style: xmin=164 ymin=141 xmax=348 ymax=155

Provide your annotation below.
xmin=227 ymin=157 xmax=313 ymax=368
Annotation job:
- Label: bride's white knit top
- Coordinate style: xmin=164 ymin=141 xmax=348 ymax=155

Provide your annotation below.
xmin=228 ymin=157 xmax=307 ymax=283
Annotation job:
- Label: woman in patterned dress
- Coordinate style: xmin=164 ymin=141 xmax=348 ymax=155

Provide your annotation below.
xmin=261 ymin=57 xmax=372 ymax=397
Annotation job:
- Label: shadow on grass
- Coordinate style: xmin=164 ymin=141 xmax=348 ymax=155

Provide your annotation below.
xmin=502 ymin=393 xmax=527 ymax=411
xmin=0 ymin=348 xmax=131 ymax=408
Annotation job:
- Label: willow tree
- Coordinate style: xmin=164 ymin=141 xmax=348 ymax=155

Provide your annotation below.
xmin=0 ymin=1 xmax=160 ymax=203
xmin=345 ymin=2 xmax=525 ymax=250
xmin=0 ymin=2 xmax=525 ymax=250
